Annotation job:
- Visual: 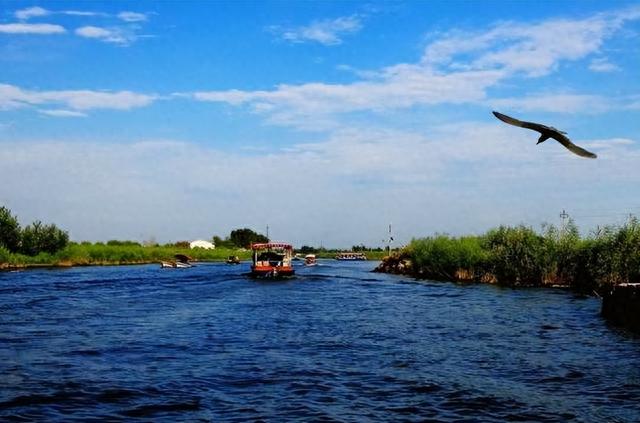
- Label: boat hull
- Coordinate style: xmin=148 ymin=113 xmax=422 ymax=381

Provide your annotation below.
xmin=160 ymin=261 xmax=193 ymax=268
xmin=250 ymin=265 xmax=295 ymax=278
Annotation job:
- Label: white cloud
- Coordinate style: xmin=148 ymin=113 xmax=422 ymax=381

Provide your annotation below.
xmin=421 ymin=10 xmax=639 ymax=77
xmin=0 ymin=83 xmax=156 ymax=112
xmin=63 ymin=10 xmax=105 ymax=17
xmin=117 ymin=11 xmax=148 ymax=22
xmin=38 ymin=109 xmax=88 ymax=118
xmin=15 ymin=6 xmax=49 ymax=20
xmin=193 ymin=68 xmax=504 ymax=130
xmin=75 ymin=26 xmax=126 ymax=44
xmin=271 ymin=15 xmax=362 ymax=45
xmin=0 ymin=23 xmax=65 ymax=34
xmin=75 ymin=26 xmax=111 ymax=38
xmin=14 ymin=6 xmax=104 ymax=19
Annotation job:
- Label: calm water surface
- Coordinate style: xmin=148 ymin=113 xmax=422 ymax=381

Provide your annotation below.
xmin=1 ymin=261 xmax=639 ymax=421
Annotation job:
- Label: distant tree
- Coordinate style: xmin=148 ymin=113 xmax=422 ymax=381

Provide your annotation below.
xmin=174 ymin=240 xmax=190 ymax=248
xmin=212 ymin=235 xmax=233 ymax=248
xmin=228 ymin=228 xmax=268 ymax=248
xmin=0 ymin=206 xmax=21 ymax=253
xmin=298 ymin=245 xmax=317 ymax=254
xmin=20 ymin=220 xmax=69 ymax=256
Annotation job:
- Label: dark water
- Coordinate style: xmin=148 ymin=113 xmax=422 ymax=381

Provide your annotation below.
xmin=1 ymin=261 xmax=639 ymax=422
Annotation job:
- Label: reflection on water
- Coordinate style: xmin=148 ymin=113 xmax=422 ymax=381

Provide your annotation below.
xmin=1 ymin=261 xmax=639 ymax=421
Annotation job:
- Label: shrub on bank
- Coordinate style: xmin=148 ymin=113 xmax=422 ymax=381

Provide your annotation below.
xmin=484 ymin=225 xmax=548 ymax=286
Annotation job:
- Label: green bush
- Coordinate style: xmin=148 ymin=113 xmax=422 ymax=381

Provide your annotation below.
xmin=405 ymin=220 xmax=640 ymax=291
xmin=0 ymin=246 xmax=10 ymax=264
xmin=407 ymin=234 xmax=487 ymax=281
xmin=20 ymin=220 xmax=69 ymax=256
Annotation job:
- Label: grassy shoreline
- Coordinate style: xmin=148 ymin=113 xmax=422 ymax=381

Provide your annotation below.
xmin=376 ymin=220 xmax=640 ymax=295
xmin=0 ymin=243 xmax=253 ymax=270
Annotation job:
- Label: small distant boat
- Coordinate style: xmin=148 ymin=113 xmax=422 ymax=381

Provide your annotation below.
xmin=292 ymin=253 xmax=303 ymax=261
xmin=160 ymin=254 xmax=194 ymax=268
xmin=250 ymin=242 xmax=295 ymax=278
xmin=304 ymin=254 xmax=317 ymax=266
xmin=335 ymin=252 xmax=367 ymax=261
xmin=226 ymin=255 xmax=241 ymax=265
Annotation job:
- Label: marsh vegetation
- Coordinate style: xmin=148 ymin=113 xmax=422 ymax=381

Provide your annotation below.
xmin=381 ymin=219 xmax=640 ymax=294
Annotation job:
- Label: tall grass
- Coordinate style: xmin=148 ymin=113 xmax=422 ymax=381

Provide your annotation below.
xmin=403 ymin=219 xmax=640 ymax=292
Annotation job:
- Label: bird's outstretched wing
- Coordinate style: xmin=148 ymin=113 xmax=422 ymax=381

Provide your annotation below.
xmin=493 ymin=110 xmax=597 ymax=159
xmin=492 ymin=111 xmax=546 ymax=132
xmin=552 ymin=133 xmax=597 ymax=159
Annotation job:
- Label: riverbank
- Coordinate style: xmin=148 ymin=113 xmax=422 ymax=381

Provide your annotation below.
xmin=0 ymin=243 xmax=253 ymax=271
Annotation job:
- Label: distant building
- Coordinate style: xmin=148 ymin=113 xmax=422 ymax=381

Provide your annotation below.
xmin=190 ymin=240 xmax=215 ymax=249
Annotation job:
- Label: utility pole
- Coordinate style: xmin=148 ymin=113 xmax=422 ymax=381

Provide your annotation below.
xmin=387 ymin=223 xmax=393 ymax=255
xmin=266 ymin=225 xmax=269 ymax=242
xmin=560 ymin=209 xmax=569 ymax=234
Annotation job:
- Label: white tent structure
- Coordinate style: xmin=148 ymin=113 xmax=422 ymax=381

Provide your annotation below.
xmin=190 ymin=240 xmax=215 ymax=250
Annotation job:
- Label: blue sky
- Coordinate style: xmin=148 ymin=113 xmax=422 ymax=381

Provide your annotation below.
xmin=1 ymin=1 xmax=640 ymax=247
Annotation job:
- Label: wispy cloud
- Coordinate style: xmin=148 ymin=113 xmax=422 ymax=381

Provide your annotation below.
xmin=270 ymin=15 xmax=362 ymax=45
xmin=117 ymin=11 xmax=148 ymax=23
xmin=0 ymin=83 xmax=156 ymax=112
xmin=589 ymin=57 xmax=619 ymax=72
xmin=75 ymin=25 xmax=140 ymax=46
xmin=9 ymin=6 xmax=150 ymax=45
xmin=63 ymin=10 xmax=106 ymax=17
xmin=422 ymin=8 xmax=640 ymax=77
xmin=15 ymin=6 xmax=49 ymax=20
xmin=38 ymin=109 xmax=88 ymax=118
xmin=0 ymin=23 xmax=65 ymax=34
xmin=193 ymin=68 xmax=503 ymax=130
xmin=15 ymin=6 xmax=105 ymax=19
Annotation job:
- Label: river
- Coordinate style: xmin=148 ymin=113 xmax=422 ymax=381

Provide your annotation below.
xmin=1 ymin=261 xmax=639 ymax=421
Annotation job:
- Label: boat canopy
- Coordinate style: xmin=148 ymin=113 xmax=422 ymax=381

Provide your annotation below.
xmin=251 ymin=242 xmax=293 ymax=250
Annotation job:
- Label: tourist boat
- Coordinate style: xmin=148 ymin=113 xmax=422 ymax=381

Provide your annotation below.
xmin=304 ymin=254 xmax=317 ymax=266
xmin=250 ymin=242 xmax=295 ymax=278
xmin=226 ymin=255 xmax=241 ymax=264
xmin=335 ymin=252 xmax=367 ymax=261
xmin=160 ymin=254 xmax=193 ymax=268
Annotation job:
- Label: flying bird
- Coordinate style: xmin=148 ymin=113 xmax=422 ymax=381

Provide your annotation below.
xmin=492 ymin=111 xmax=597 ymax=159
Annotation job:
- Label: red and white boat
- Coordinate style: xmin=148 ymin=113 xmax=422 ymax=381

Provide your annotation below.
xmin=250 ymin=242 xmax=295 ymax=278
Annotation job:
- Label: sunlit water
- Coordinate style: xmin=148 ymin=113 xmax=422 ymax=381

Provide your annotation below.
xmin=1 ymin=261 xmax=639 ymax=422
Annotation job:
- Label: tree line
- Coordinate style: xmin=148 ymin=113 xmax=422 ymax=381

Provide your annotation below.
xmin=0 ymin=206 xmax=69 ymax=257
